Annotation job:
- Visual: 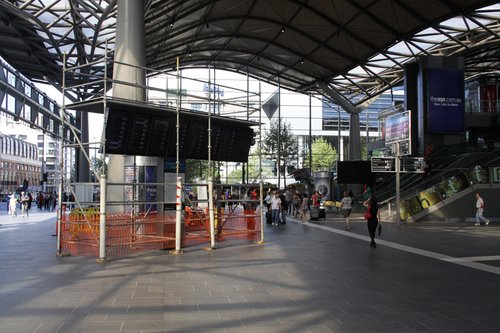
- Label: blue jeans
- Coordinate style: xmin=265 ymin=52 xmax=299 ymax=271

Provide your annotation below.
xmin=476 ymin=208 xmax=487 ymax=224
xmin=272 ymin=209 xmax=280 ymax=224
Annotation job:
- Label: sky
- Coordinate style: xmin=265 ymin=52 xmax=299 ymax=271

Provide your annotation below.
xmin=32 ymin=68 xmax=322 ymax=146
xmin=34 ymin=82 xmax=105 ymax=142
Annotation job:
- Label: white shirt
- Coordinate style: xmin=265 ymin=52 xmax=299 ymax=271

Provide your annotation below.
xmin=341 ymin=196 xmax=352 ymax=210
xmin=476 ymin=197 xmax=484 ymax=209
xmin=271 ymin=195 xmax=281 ymax=210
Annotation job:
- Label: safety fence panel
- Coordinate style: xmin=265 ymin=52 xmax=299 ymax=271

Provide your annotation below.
xmin=59 ymin=182 xmax=264 ymax=257
xmin=60 ymin=209 xmax=177 ymax=257
xmin=214 ymin=208 xmax=261 ymax=242
xmin=183 ymin=205 xmax=262 ymax=247
xmin=60 ymin=207 xmax=261 ymax=257
xmin=183 ymin=206 xmax=211 ymax=246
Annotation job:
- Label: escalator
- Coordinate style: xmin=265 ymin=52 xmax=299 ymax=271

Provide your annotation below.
xmin=374 ymin=146 xmax=500 ymax=222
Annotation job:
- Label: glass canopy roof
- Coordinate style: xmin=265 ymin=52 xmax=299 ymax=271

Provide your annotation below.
xmin=0 ymin=0 xmax=498 ymax=105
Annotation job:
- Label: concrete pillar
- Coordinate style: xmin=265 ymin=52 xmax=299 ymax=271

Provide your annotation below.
xmin=318 ymin=82 xmax=362 ymax=161
xmin=108 ymin=0 xmax=164 ymax=213
xmin=349 ymin=112 xmax=361 ymax=160
xmin=113 ymin=0 xmax=146 ymax=101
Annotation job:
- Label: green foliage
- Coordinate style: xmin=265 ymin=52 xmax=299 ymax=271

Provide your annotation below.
xmin=185 ymin=159 xmax=217 ymax=182
xmin=304 ymin=137 xmax=337 ymax=172
xmin=91 ymin=156 xmax=107 ymax=176
xmin=259 ymin=119 xmax=298 ymax=168
xmin=225 ymin=155 xmax=273 ymax=184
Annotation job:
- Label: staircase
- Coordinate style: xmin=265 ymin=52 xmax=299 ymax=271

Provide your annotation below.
xmin=375 ymin=145 xmax=500 ymax=222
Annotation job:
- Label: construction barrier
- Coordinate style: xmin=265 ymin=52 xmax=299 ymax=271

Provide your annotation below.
xmin=183 ymin=205 xmax=262 ymax=246
xmin=60 ymin=205 xmax=261 ymax=257
xmin=60 ymin=209 xmax=176 ymax=257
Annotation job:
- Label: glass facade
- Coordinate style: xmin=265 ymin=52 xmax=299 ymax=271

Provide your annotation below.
xmin=465 ymin=77 xmax=500 ymax=113
xmin=322 ymin=92 xmax=405 ymax=132
xmin=0 ymin=134 xmax=41 ymax=195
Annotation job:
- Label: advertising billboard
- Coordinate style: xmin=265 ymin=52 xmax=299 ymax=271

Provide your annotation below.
xmin=385 ymin=111 xmax=411 ymax=144
xmin=427 ymin=68 xmax=464 ymax=134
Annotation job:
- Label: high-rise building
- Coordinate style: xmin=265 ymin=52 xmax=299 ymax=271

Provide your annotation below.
xmin=0 ymin=133 xmax=41 ymax=197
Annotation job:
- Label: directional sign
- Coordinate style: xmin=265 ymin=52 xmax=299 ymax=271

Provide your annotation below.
xmin=371 ymin=157 xmax=396 ymax=173
xmin=401 ymin=157 xmax=425 ymax=173
xmin=390 ymin=140 xmax=411 ymax=156
xmin=372 ymin=157 xmax=425 ymax=173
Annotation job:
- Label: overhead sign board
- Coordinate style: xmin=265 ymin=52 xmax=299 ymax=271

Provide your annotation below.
xmin=371 ymin=157 xmax=396 ymax=173
xmin=401 ymin=157 xmax=425 ymax=173
xmin=385 ymin=111 xmax=411 ymax=144
xmin=371 ymin=157 xmax=425 ymax=173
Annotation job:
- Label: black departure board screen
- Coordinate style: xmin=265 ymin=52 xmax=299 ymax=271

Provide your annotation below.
xmin=104 ymin=103 xmax=254 ymax=162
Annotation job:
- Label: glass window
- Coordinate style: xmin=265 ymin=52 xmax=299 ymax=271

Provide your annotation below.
xmin=191 ymin=103 xmax=203 ymax=111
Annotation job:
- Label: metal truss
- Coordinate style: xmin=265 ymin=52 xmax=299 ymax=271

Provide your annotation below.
xmin=0 ymin=56 xmax=79 ymax=140
xmin=0 ymin=0 xmax=498 ymax=107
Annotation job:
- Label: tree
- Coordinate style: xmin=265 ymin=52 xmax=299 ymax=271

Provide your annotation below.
xmin=259 ymin=119 xmax=298 ymax=187
xmin=226 ymin=155 xmax=274 ymax=183
xmin=304 ymin=137 xmax=337 ymax=172
xmin=185 ymin=159 xmax=227 ymax=183
xmin=90 ymin=156 xmax=107 ymax=179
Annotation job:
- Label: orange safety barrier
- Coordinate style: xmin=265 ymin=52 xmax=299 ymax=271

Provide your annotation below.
xmin=60 ymin=209 xmax=177 ymax=257
xmin=60 ymin=206 xmax=262 ymax=258
xmin=215 ymin=208 xmax=261 ymax=242
xmin=183 ymin=206 xmax=211 ymax=246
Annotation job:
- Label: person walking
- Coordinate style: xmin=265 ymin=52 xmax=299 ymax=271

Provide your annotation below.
xmin=279 ymin=191 xmax=287 ymax=224
xmin=20 ymin=191 xmax=29 ymax=217
xmin=340 ymin=191 xmax=353 ymax=230
xmin=264 ymin=188 xmax=272 ymax=212
xmin=300 ymin=193 xmax=309 ymax=223
xmin=292 ymin=191 xmax=301 ymax=217
xmin=270 ymin=191 xmax=281 ymax=226
xmin=9 ymin=194 xmax=18 ymax=218
xmin=475 ymin=193 xmax=490 ymax=226
xmin=363 ymin=195 xmax=380 ymax=248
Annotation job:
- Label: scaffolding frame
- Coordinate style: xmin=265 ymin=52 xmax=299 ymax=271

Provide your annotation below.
xmin=57 ymin=47 xmax=265 ymax=259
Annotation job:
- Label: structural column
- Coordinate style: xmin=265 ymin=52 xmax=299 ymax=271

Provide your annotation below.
xmin=112 ymin=0 xmax=146 ymax=101
xmin=108 ymin=0 xmax=164 ymax=214
xmin=318 ymin=82 xmax=362 ymax=160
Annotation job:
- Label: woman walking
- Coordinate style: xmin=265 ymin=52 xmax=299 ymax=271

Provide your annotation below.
xmin=300 ymin=193 xmax=309 ymax=223
xmin=340 ymin=191 xmax=352 ymax=230
xmin=363 ymin=195 xmax=380 ymax=248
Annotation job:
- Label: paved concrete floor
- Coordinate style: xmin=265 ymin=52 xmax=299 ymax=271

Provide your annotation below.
xmin=1 ymin=208 xmax=500 ymax=333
